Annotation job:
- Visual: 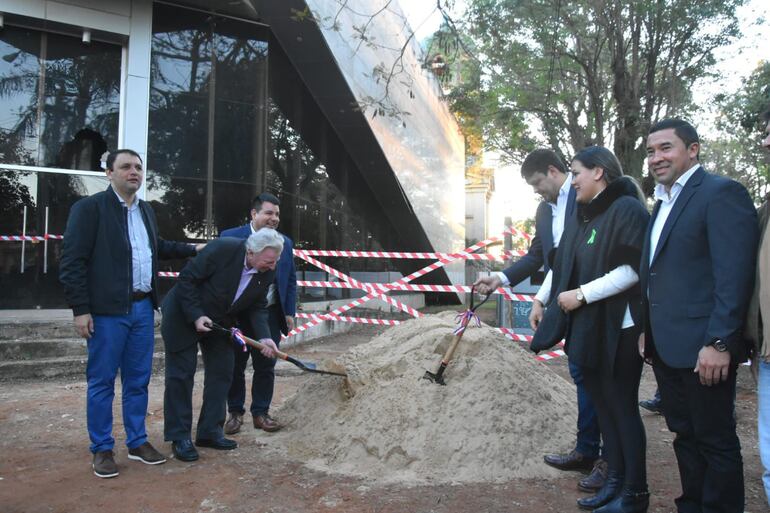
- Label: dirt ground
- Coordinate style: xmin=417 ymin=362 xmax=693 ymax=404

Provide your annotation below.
xmin=0 ymin=321 xmax=767 ymax=513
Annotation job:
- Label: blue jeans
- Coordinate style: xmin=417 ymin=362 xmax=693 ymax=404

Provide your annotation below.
xmin=227 ymin=305 xmax=283 ymax=416
xmin=759 ymin=360 xmax=770 ymax=505
xmin=86 ymin=298 xmax=155 ymax=453
xmin=569 ymin=360 xmax=602 ymax=458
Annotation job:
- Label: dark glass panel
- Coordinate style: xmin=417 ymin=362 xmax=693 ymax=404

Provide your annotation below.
xmin=0 ymin=26 xmax=40 ymax=168
xmin=0 ymin=171 xmax=109 ymax=308
xmin=0 ymin=26 xmax=120 ymax=171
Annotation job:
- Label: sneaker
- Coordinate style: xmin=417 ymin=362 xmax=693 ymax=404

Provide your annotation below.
xmin=93 ymin=450 xmax=119 ymax=478
xmin=127 ymin=442 xmax=167 ymax=465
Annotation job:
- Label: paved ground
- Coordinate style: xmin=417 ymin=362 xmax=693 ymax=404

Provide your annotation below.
xmin=0 ymin=322 xmax=766 ymax=513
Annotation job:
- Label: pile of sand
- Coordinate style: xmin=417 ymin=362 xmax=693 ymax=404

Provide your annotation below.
xmin=271 ymin=311 xmax=579 ymax=485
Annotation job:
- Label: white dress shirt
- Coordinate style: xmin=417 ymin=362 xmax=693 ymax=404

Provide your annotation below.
xmin=496 ymin=173 xmax=572 ymax=286
xmin=648 ymin=164 xmax=700 ymax=265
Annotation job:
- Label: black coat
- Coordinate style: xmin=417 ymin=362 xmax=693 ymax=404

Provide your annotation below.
xmin=60 ymin=186 xmax=196 ymax=316
xmin=502 ymin=186 xmax=577 ymax=285
xmin=531 ymin=177 xmax=649 ymax=372
xmin=161 ymin=237 xmax=275 ymax=353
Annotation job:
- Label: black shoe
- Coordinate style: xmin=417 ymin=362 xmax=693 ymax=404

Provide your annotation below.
xmin=593 ymin=487 xmax=650 ymax=513
xmin=92 ymin=450 xmax=119 ymax=478
xmin=578 ymin=458 xmax=608 ymax=492
xmin=639 ymin=398 xmax=662 ymax=414
xmin=543 ymin=449 xmax=596 ymax=472
xmin=576 ymin=471 xmax=623 ymax=510
xmin=195 ymin=436 xmax=238 ymax=450
xmin=172 ymin=439 xmax=199 ymax=462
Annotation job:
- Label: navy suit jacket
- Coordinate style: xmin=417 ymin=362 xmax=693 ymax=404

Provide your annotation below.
xmin=161 ymin=238 xmax=274 ymax=353
xmin=502 ymin=186 xmax=576 ymax=286
xmin=219 ymin=224 xmax=297 ymax=323
xmin=640 ymin=168 xmax=758 ymax=368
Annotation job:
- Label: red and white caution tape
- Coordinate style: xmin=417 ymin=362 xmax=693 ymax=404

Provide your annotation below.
xmin=295 ymin=312 xmax=402 ymax=326
xmin=294 ymin=249 xmax=528 ymax=260
xmin=0 ymin=234 xmax=64 ymax=242
xmin=497 ymin=327 xmax=566 ymax=361
xmin=284 ymin=228 xmax=522 ymax=341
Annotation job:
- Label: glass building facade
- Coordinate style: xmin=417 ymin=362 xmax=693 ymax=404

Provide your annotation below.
xmin=0 ymin=0 xmax=465 ymax=309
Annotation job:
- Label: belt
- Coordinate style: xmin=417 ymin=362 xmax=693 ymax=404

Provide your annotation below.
xmin=132 ymin=290 xmax=150 ymax=302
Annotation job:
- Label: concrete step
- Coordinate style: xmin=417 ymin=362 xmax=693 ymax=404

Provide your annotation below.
xmin=0 ymin=336 xmax=165 ymax=360
xmin=0 ymin=353 xmax=303 ymax=381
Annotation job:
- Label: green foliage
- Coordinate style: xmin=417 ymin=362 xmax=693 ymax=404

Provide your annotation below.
xmin=709 ymin=61 xmax=770 ymax=202
xmin=450 ymin=0 xmax=745 ymax=178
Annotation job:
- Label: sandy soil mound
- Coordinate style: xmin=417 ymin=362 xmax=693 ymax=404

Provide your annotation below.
xmin=271 ymin=311 xmax=579 ymax=485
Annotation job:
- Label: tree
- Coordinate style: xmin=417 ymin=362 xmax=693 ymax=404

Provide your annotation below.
xmin=446 ymin=0 xmax=745 ymax=180
xmin=707 ymin=61 xmax=770 ymax=202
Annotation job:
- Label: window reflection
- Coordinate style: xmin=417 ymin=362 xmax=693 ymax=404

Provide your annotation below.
xmin=0 ymin=26 xmax=120 ymax=171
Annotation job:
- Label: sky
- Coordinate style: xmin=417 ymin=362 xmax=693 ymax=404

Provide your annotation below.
xmin=401 ymin=0 xmax=770 ymax=230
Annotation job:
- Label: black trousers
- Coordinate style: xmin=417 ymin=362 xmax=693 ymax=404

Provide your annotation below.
xmin=227 ymin=305 xmax=283 ymax=416
xmin=582 ymin=327 xmax=647 ymax=490
xmin=653 ymin=357 xmax=743 ymax=513
xmin=164 ymin=333 xmax=234 ymax=441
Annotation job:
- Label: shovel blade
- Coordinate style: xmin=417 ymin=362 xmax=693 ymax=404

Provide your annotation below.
xmin=422 ymin=369 xmax=446 ymax=385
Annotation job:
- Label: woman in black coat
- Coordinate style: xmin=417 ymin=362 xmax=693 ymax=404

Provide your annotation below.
xmin=531 ymin=146 xmax=650 ymax=513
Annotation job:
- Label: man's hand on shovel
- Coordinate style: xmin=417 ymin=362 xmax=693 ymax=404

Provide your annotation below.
xmin=257 ymin=338 xmax=278 ymax=358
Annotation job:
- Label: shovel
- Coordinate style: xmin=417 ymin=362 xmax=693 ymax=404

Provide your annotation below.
xmin=423 ymin=285 xmax=491 ymax=385
xmin=205 ymin=322 xmax=347 ymax=377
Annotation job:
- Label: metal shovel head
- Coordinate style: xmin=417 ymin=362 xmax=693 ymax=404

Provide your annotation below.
xmin=286 ymin=355 xmax=347 ymax=377
xmin=422 ymin=366 xmax=447 ymax=385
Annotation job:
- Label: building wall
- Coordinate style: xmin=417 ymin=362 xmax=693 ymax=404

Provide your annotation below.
xmin=305 ymin=0 xmax=465 ymax=256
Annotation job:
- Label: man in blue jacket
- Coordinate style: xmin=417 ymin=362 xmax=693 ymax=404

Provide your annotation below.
xmin=221 ymin=192 xmax=297 ymax=433
xmin=60 ymin=149 xmax=201 ymax=478
xmin=474 ymin=149 xmax=605 ymax=491
xmin=640 ymin=119 xmax=758 ymax=512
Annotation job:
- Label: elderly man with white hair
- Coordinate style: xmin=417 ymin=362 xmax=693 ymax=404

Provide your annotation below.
xmin=161 ymin=228 xmax=284 ymax=462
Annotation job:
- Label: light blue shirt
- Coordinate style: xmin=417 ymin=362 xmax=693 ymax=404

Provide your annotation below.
xmin=114 ymin=190 xmax=153 ymax=293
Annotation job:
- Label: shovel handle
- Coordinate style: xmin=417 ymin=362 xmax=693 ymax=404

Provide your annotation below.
xmin=440 ymin=329 xmax=466 ymax=365
xmin=205 ymin=322 xmax=288 ymax=360
xmin=235 ymin=332 xmax=289 ymax=361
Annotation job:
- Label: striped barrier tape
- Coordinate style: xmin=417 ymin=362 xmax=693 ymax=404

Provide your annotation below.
xmin=294 ymin=249 xmax=528 ymax=260
xmin=283 ymin=227 xmax=522 ymax=341
xmin=0 ymin=234 xmax=64 ymax=242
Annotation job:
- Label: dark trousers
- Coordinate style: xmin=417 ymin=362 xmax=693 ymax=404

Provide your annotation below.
xmin=227 ymin=305 xmax=282 ymax=416
xmin=653 ymin=357 xmax=743 ymax=513
xmin=582 ymin=327 xmax=646 ymax=490
xmin=569 ymin=360 xmax=602 ymax=458
xmin=164 ymin=333 xmax=234 ymax=441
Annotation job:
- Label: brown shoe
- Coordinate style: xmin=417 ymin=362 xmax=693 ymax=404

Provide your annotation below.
xmin=543 ymin=449 xmax=596 ymax=472
xmin=128 ymin=442 xmax=167 ymax=465
xmin=92 ymin=450 xmax=119 ymax=478
xmin=253 ymin=413 xmax=282 ymax=432
xmin=224 ymin=412 xmax=244 ymax=435
xmin=578 ymin=458 xmax=607 ymax=492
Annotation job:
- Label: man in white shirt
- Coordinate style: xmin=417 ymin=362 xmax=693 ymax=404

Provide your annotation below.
xmin=475 ymin=149 xmax=605 ymax=490
xmin=639 ymin=118 xmax=757 ymax=512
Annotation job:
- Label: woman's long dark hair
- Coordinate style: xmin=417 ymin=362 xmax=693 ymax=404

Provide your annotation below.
xmin=572 ymin=146 xmax=645 ymax=203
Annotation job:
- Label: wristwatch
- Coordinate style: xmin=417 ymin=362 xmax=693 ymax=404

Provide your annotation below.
xmin=576 ymin=288 xmax=586 ymax=304
xmin=709 ymin=339 xmax=728 ymax=352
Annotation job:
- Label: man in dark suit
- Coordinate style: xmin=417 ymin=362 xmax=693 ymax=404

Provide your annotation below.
xmin=220 ymin=193 xmax=297 ymax=434
xmin=640 ymin=118 xmax=758 ymax=513
xmin=162 ymin=228 xmax=285 ymax=462
xmin=474 ymin=149 xmax=604 ymax=490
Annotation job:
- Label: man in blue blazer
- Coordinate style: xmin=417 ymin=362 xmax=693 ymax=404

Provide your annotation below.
xmin=640 ymin=119 xmax=758 ymax=513
xmin=475 ymin=149 xmax=604 ymax=489
xmin=221 ymin=193 xmax=297 ymax=433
